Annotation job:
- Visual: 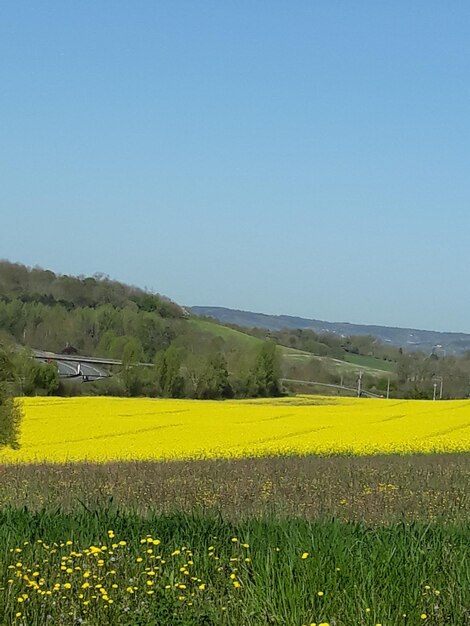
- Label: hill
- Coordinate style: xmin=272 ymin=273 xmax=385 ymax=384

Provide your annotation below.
xmin=190 ymin=306 xmax=470 ymax=355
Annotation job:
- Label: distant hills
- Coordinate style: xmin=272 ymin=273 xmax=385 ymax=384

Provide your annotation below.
xmin=190 ymin=306 xmax=470 ymax=356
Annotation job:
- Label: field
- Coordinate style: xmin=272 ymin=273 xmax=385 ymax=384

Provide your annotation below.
xmin=0 ymin=396 xmax=469 ymax=625
xmin=1 ymin=396 xmax=469 ymax=463
xmin=191 ymin=318 xmax=395 ymax=377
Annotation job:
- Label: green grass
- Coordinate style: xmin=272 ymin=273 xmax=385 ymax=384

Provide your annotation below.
xmin=343 ymin=353 xmax=396 ymax=373
xmin=191 ymin=318 xmax=393 ymax=379
xmin=189 ymin=319 xmax=263 ymax=347
xmin=0 ymin=510 xmax=467 ymax=626
xmin=1 ymin=456 xmax=468 ymax=624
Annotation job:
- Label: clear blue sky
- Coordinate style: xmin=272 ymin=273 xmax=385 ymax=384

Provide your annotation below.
xmin=1 ymin=2 xmax=469 ymax=332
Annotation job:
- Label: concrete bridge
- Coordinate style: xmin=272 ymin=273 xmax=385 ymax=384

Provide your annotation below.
xmin=32 ymin=349 xmax=153 ymax=382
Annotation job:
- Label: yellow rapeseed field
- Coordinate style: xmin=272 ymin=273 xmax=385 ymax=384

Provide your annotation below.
xmin=1 ymin=395 xmax=469 ymax=463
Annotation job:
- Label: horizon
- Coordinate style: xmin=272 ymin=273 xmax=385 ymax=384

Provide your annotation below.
xmin=1 ymin=3 xmax=469 ymax=333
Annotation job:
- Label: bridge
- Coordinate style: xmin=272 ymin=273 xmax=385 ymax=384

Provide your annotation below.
xmin=32 ymin=349 xmax=153 ymax=382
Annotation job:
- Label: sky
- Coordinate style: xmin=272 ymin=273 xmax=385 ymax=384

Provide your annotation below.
xmin=1 ymin=2 xmax=469 ymax=333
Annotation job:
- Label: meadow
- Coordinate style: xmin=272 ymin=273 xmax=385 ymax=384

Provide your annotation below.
xmin=0 ymin=510 xmax=467 ymax=626
xmin=0 ymin=396 xmax=468 ymax=625
xmin=1 ymin=395 xmax=469 ymax=463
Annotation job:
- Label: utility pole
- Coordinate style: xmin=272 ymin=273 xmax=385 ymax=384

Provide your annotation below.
xmin=357 ymin=371 xmax=363 ymax=398
xmin=386 ymin=377 xmax=390 ymax=400
xmin=432 ymin=376 xmax=443 ymax=400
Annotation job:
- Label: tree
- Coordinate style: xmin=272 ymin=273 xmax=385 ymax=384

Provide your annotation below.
xmin=0 ymin=346 xmax=21 ymax=449
xmin=197 ymin=353 xmax=233 ymax=399
xmin=155 ymin=345 xmax=184 ymax=397
xmin=248 ymin=341 xmax=282 ymax=397
xmin=12 ymin=349 xmax=59 ymax=396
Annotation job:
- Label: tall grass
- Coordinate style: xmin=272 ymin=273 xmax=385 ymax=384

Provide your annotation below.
xmin=0 ymin=510 xmax=468 ymax=626
xmin=0 ymin=454 xmax=468 ymax=523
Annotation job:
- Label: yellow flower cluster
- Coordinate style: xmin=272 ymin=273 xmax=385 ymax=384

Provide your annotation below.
xmin=3 ymin=533 xmax=444 ymax=624
xmin=6 ymin=532 xmax=250 ymax=620
xmin=1 ymin=395 xmax=468 ymax=463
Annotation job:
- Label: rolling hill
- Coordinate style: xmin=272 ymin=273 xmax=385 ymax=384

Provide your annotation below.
xmin=190 ymin=306 xmax=470 ymax=355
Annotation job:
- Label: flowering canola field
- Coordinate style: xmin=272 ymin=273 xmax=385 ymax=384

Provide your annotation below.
xmin=1 ymin=395 xmax=469 ymax=463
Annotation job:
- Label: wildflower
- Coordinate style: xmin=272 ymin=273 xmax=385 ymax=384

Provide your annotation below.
xmin=317 ymin=591 xmax=324 ymax=596
xmin=126 ymin=587 xmax=134 ymax=593
xmin=421 ymin=616 xmax=427 ymax=620
xmin=301 ymin=552 xmax=309 ymax=559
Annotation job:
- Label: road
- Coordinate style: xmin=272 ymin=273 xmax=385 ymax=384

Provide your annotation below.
xmin=33 ymin=351 xmax=113 ymax=382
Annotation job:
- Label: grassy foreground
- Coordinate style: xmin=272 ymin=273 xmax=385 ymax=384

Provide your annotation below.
xmin=0 ymin=510 xmax=468 ymax=626
xmin=0 ymin=454 xmax=468 ymax=523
